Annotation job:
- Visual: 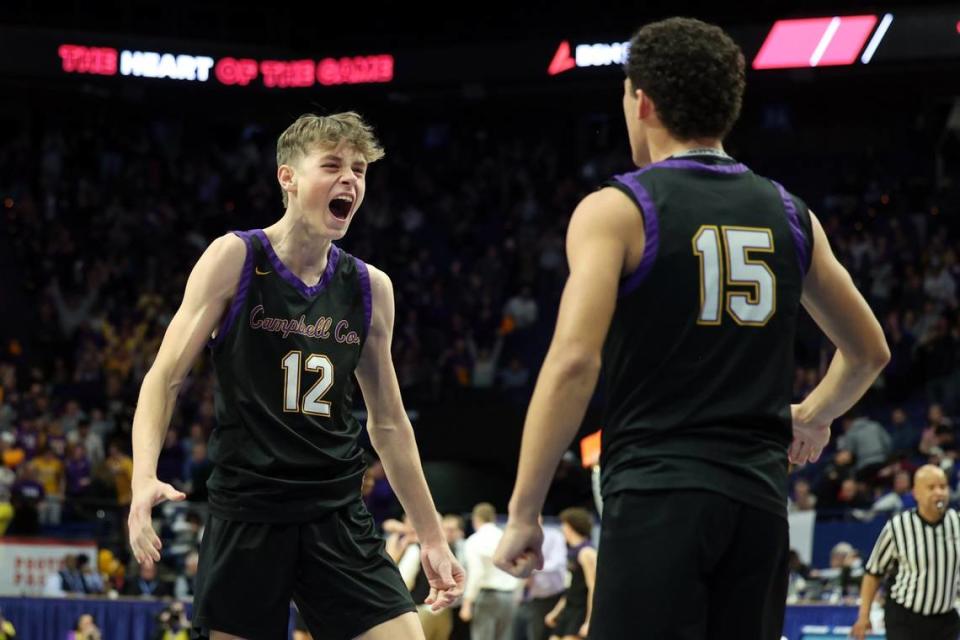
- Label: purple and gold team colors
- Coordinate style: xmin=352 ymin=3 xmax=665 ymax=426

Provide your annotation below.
xmin=589 ymin=151 xmax=813 ymax=640
xmin=207 ymin=229 xmax=372 ymax=522
xmin=600 ymin=152 xmax=813 ymax=519
xmin=193 ymin=230 xmax=416 ymax=640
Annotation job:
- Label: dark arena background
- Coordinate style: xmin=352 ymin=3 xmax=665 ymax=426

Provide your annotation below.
xmin=0 ymin=1 xmax=959 ymax=638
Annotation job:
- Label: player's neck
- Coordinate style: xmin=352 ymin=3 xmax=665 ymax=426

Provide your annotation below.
xmin=567 ymin=533 xmax=588 ymax=547
xmin=649 ymin=136 xmax=725 ymax=164
xmin=263 ymin=213 xmax=333 ymax=281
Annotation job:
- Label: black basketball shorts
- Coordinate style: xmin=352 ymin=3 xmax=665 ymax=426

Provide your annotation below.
xmin=589 ymin=489 xmax=789 ymax=640
xmin=191 ymin=499 xmax=415 ymax=640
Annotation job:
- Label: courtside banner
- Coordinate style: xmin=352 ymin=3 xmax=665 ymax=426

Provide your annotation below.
xmin=0 ymin=537 xmax=97 ymax=596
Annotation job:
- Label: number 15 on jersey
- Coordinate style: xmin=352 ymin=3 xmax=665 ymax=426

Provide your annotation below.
xmin=693 ymin=225 xmax=776 ymax=327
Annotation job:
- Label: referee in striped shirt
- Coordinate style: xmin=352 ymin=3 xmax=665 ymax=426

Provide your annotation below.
xmin=852 ymin=464 xmax=960 ymax=640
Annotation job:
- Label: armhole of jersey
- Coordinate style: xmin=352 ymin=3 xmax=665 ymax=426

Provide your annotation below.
xmin=793 ymin=195 xmax=815 ymax=272
xmin=609 ymin=176 xmax=660 ymax=297
xmin=354 ymin=257 xmax=373 ymax=339
xmin=770 ymin=180 xmax=812 ymax=276
xmin=209 ymin=230 xmax=254 ymax=349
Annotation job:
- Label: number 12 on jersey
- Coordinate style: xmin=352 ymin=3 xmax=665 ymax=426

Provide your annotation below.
xmin=692 ymin=225 xmax=776 ymax=326
xmin=282 ymin=351 xmax=335 ymax=416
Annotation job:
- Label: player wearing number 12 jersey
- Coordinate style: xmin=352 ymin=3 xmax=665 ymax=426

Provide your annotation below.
xmin=494 ymin=18 xmax=890 ymax=640
xmin=128 ymin=112 xmax=463 ymax=640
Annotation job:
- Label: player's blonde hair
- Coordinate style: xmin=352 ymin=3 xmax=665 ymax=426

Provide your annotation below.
xmin=276 ymin=111 xmax=385 ymax=206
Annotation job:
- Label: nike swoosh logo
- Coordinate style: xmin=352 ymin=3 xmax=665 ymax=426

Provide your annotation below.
xmin=255 ymin=267 xmax=272 ymax=275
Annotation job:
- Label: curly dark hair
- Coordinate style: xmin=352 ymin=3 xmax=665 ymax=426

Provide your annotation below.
xmin=624 ymin=17 xmax=745 ymax=140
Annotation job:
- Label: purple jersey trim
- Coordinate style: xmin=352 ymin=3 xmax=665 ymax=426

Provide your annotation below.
xmin=210 ymin=230 xmax=254 ymax=348
xmin=611 ymin=157 xmax=747 ymax=295
xmin=354 ymin=258 xmax=373 ymax=337
xmin=649 ymin=158 xmax=749 ymax=174
xmin=770 ymin=180 xmax=811 ymax=275
xmin=612 ymin=175 xmax=660 ymax=296
xmin=252 ymin=229 xmax=341 ymax=298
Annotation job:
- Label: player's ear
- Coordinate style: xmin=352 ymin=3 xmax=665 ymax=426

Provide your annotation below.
xmin=278 ymin=163 xmax=296 ymax=195
xmin=637 ymin=89 xmax=654 ymax=120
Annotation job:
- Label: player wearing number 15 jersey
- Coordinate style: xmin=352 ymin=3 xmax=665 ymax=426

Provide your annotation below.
xmin=494 ymin=18 xmax=890 ymax=640
xmin=128 ymin=112 xmax=463 ymax=640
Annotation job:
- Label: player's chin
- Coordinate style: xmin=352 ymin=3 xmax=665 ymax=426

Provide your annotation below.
xmin=323 ymin=213 xmax=352 ymax=238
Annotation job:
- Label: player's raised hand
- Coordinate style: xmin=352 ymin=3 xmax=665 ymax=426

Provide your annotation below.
xmin=789 ymin=404 xmax=831 ymax=466
xmin=421 ymin=542 xmax=465 ymax=612
xmin=493 ymin=518 xmax=544 ymax=578
xmin=128 ymin=478 xmax=186 ymax=570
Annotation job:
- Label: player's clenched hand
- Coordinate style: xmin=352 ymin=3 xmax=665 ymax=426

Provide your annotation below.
xmin=493 ymin=518 xmax=544 ymax=578
xmin=421 ymin=542 xmax=465 ymax=612
xmin=128 ymin=478 xmax=186 ymax=570
xmin=789 ymin=404 xmax=831 ymax=466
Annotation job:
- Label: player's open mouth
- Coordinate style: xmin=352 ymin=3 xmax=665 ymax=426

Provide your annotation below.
xmin=329 ymin=197 xmax=353 ymax=220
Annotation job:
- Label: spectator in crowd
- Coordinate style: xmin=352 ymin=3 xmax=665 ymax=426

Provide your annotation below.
xmin=76 ymin=553 xmax=105 ymax=594
xmin=786 ymin=550 xmax=812 ymax=603
xmin=67 ymin=613 xmax=102 ymax=640
xmin=29 ymin=445 xmax=64 ymax=525
xmin=67 ymin=418 xmax=104 ymax=467
xmin=64 ymin=444 xmax=92 ymax=501
xmin=503 ymin=287 xmax=538 ymax=332
xmin=174 ymin=550 xmax=199 ymax=600
xmin=184 ymin=441 xmax=211 ymax=502
xmin=873 ymin=470 xmax=917 ymax=512
xmin=43 ymin=554 xmax=84 ymax=595
xmin=789 ymin=478 xmax=817 ymax=512
xmin=837 ymin=413 xmax=893 ymax=483
xmin=811 ymin=542 xmax=863 ymax=602
xmin=468 ymin=334 xmax=505 ymax=390
xmin=461 ymin=503 xmax=519 ymax=639
xmin=888 ymin=408 xmax=920 ymax=460
xmin=122 ymin=562 xmax=174 ymax=597
xmin=153 ymin=601 xmax=190 ymax=640
xmin=104 ymin=441 xmax=133 ymax=507
xmin=815 ymin=450 xmax=856 ymax=512
xmin=8 ymin=465 xmax=43 ymax=535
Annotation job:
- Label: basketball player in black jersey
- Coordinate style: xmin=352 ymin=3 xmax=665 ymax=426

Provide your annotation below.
xmin=494 ymin=18 xmax=889 ymax=640
xmin=128 ymin=112 xmax=464 ymax=640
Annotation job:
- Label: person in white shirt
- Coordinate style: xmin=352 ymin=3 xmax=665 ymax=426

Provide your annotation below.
xmin=460 ymin=503 xmax=519 ymax=640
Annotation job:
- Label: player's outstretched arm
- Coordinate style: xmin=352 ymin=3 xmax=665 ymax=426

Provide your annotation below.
xmin=355 ymin=265 xmax=465 ymax=611
xmin=790 ymin=212 xmax=890 ymax=465
xmin=495 ymin=188 xmax=639 ymax=578
xmin=129 ymin=233 xmax=246 ymax=568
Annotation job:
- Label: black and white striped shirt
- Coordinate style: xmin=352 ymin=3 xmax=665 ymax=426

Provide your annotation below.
xmin=865 ymin=509 xmax=960 ymax=615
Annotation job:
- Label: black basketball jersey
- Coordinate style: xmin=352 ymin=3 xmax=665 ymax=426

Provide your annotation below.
xmin=206 ymin=229 xmax=372 ymax=522
xmin=600 ymin=152 xmax=813 ymax=519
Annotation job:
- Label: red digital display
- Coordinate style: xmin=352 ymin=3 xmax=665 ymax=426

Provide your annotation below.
xmin=260 ymin=59 xmax=316 ymax=88
xmin=214 ymin=57 xmax=258 ymax=86
xmin=317 ymin=55 xmax=394 ymax=86
xmin=58 ymin=44 xmax=118 ymax=75
xmin=58 ymin=43 xmax=394 ymax=89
